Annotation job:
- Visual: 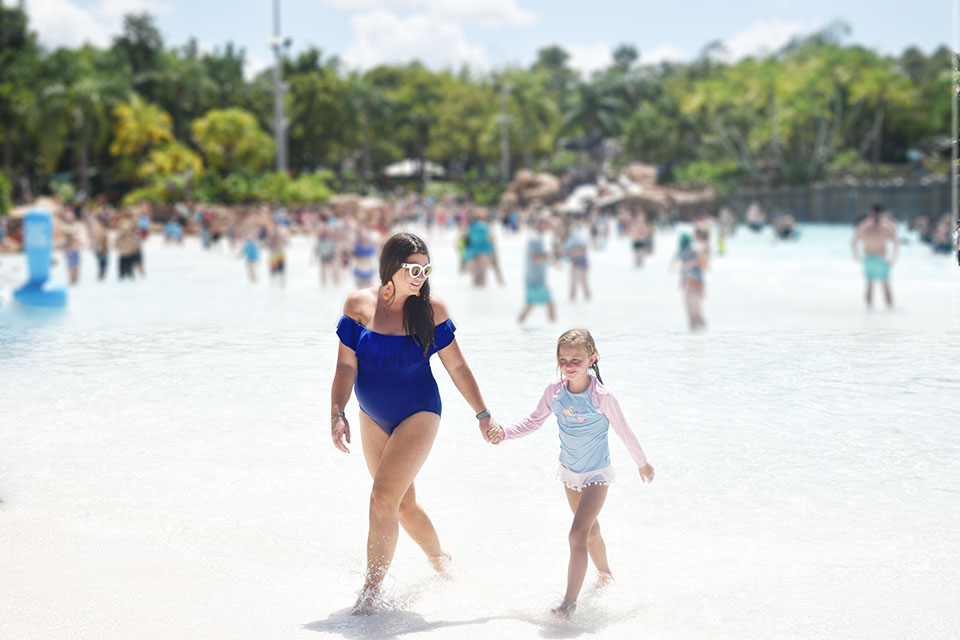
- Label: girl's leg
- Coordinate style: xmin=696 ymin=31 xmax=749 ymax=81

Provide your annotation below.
xmin=564 ymin=486 xmax=611 ymax=577
xmin=355 ymin=411 xmax=440 ymax=611
xmin=559 ymin=483 xmax=609 ymax=611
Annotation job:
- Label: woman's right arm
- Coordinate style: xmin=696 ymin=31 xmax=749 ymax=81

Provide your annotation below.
xmin=330 ymin=292 xmax=367 ymax=454
xmin=330 ymin=341 xmax=358 ymax=454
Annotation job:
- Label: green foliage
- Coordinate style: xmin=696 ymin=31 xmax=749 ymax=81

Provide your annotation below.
xmin=0 ymin=170 xmax=12 ymax=215
xmin=285 ymin=171 xmax=335 ymax=204
xmin=136 ymin=142 xmax=204 ymax=180
xmin=825 ymin=149 xmax=873 ymax=179
xmin=423 ymin=181 xmax=465 ymax=200
xmin=673 ymin=160 xmax=743 ymax=192
xmin=122 ymin=174 xmax=188 ymax=205
xmin=547 ymin=150 xmax=579 ymax=174
xmin=1 ymin=6 xmax=954 ymax=201
xmin=191 ymin=108 xmax=273 ymax=174
xmin=52 ymin=180 xmax=76 ymax=203
xmin=110 ymin=96 xmax=174 ymax=159
xmin=468 ymin=182 xmax=504 ymax=206
xmin=191 ymin=170 xmax=333 ymax=204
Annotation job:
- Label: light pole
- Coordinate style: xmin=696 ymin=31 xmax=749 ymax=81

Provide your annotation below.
xmin=498 ymin=83 xmax=513 ymax=186
xmin=270 ymin=0 xmax=290 ymax=173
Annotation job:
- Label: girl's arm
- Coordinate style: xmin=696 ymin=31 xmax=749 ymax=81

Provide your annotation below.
xmin=500 ymin=383 xmax=558 ymax=440
xmin=597 ymin=390 xmax=649 ymax=468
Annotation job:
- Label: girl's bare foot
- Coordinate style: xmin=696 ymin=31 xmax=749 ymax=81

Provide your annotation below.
xmin=429 ymin=551 xmax=453 ymax=577
xmin=550 ymin=600 xmax=577 ymax=620
xmin=594 ymin=571 xmax=614 ymax=590
xmin=350 ymin=586 xmax=381 ymax=616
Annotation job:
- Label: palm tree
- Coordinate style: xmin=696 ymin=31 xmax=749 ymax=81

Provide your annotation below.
xmin=562 ymin=79 xmax=624 ymax=173
xmin=42 ymin=51 xmax=127 ymax=195
xmin=347 ymin=72 xmax=393 ymax=183
xmin=394 ymin=65 xmax=442 ymax=188
xmin=562 ymin=79 xmax=624 ymax=139
xmin=110 ymin=95 xmax=175 ymax=160
xmin=850 ymin=61 xmax=913 ymax=169
xmin=501 ymin=68 xmax=558 ymax=169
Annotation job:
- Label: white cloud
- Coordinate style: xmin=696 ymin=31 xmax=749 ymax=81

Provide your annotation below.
xmin=25 ymin=0 xmax=174 ymax=49
xmin=323 ymin=0 xmax=538 ymax=26
xmin=721 ymin=18 xmax=809 ymax=61
xmin=343 ymin=10 xmax=488 ymax=70
xmin=641 ymin=44 xmax=686 ymax=65
xmin=566 ymin=43 xmax=611 ymax=75
xmin=26 ymin=0 xmax=110 ymax=48
xmin=244 ymin=55 xmax=271 ymax=82
xmin=551 ymin=42 xmax=686 ymax=76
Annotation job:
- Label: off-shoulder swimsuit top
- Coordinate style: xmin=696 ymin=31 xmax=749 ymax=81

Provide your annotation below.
xmin=336 ymin=315 xmax=457 ymax=434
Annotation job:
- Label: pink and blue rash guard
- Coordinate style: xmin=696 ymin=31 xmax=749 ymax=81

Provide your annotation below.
xmin=500 ymin=377 xmax=648 ymax=473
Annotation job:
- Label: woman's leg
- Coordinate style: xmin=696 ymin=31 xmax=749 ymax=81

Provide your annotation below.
xmin=683 ymin=287 xmax=697 ymax=329
xmin=691 ymin=290 xmax=706 ymax=329
xmin=564 ymin=486 xmax=611 ymax=577
xmin=560 ymin=484 xmax=608 ymax=609
xmin=358 ymin=412 xmax=447 ymax=567
xmin=355 ymin=411 xmax=440 ymax=610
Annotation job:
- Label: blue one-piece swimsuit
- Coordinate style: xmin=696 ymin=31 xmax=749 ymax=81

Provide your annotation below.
xmin=336 ymin=315 xmax=457 ymax=434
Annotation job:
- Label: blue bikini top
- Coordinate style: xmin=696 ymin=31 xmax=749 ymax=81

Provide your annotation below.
xmin=353 ymin=242 xmax=377 ymax=258
xmin=336 ymin=315 xmax=457 ymax=370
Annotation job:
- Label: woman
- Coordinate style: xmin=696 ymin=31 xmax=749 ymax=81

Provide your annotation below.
xmin=464 ymin=209 xmax=504 ymax=287
xmin=330 ymin=232 xmax=499 ymax=614
xmin=676 ymin=233 xmax=708 ymax=331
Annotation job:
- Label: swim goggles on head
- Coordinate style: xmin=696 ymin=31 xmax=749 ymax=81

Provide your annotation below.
xmin=401 ymin=262 xmax=432 ymax=278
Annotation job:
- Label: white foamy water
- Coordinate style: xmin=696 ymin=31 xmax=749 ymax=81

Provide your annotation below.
xmin=1 ymin=224 xmax=958 ymax=639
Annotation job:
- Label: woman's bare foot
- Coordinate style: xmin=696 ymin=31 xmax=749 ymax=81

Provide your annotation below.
xmin=550 ymin=600 xmax=577 ymax=620
xmin=350 ymin=586 xmax=381 ymax=616
xmin=429 ymin=551 xmax=452 ymax=576
xmin=594 ymin=571 xmax=614 ymax=590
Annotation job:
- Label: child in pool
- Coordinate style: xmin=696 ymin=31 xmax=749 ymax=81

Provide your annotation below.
xmin=485 ymin=329 xmax=654 ymax=619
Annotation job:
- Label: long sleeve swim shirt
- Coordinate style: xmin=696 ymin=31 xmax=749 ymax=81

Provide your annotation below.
xmin=502 ymin=377 xmax=648 ymax=473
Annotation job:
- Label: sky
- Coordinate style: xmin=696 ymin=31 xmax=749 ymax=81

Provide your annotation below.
xmin=20 ymin=0 xmax=957 ymax=79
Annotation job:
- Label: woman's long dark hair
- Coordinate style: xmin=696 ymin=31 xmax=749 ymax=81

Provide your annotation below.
xmin=380 ymin=232 xmax=435 ymax=356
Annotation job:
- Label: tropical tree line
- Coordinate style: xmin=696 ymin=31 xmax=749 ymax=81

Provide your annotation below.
xmin=0 ymin=7 xmax=954 ymax=210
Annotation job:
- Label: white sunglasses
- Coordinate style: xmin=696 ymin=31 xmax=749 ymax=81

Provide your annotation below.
xmin=401 ymin=262 xmax=432 ymax=278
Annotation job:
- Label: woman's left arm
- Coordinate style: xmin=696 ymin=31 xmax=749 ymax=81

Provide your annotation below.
xmin=438 ymin=338 xmax=499 ymax=438
xmin=432 ymin=296 xmax=499 ymax=437
xmin=438 ymin=339 xmax=485 ymax=414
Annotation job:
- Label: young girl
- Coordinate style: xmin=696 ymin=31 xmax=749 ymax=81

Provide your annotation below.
xmin=485 ymin=329 xmax=654 ymax=619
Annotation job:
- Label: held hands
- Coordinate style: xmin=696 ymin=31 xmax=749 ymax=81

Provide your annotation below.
xmin=479 ymin=416 xmax=505 ymax=444
xmin=486 ymin=424 xmax=505 ymax=445
xmin=331 ymin=415 xmax=351 ymax=454
xmin=638 ymin=463 xmax=655 ymax=483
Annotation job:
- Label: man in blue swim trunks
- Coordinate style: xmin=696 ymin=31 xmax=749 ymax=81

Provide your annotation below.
xmin=852 ymin=203 xmax=899 ymax=308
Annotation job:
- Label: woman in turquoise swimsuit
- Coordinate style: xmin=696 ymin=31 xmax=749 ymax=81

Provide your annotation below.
xmin=330 ymin=232 xmax=500 ymax=614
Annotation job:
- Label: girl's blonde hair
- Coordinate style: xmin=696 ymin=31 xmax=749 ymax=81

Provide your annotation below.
xmin=556 ymin=328 xmax=603 ymax=384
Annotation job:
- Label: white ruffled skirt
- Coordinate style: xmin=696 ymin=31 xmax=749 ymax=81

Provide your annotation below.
xmin=557 ymin=464 xmax=615 ymax=492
